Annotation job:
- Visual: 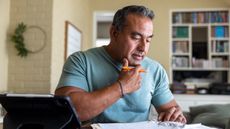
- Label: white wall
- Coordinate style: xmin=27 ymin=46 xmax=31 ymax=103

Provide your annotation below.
xmin=0 ymin=0 xmax=10 ymax=92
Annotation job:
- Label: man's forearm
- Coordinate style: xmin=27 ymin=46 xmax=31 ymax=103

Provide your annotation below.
xmin=55 ymin=82 xmax=122 ymax=121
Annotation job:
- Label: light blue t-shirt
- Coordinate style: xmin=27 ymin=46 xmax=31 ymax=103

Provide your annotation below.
xmin=57 ymin=46 xmax=174 ymax=123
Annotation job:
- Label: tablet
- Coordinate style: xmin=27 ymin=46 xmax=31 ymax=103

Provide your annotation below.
xmin=0 ymin=93 xmax=81 ymax=129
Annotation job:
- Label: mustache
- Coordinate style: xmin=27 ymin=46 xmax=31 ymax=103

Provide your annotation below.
xmin=133 ymin=51 xmax=146 ymax=56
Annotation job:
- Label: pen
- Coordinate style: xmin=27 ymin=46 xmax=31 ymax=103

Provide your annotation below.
xmin=122 ymin=66 xmax=146 ymax=73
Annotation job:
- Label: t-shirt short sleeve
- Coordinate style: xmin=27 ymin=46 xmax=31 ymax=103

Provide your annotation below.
xmin=151 ymin=65 xmax=174 ymax=107
xmin=57 ymin=52 xmax=89 ymax=91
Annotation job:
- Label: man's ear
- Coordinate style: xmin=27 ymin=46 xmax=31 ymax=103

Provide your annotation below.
xmin=110 ymin=26 xmax=118 ymax=40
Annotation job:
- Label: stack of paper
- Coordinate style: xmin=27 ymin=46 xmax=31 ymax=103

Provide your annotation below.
xmin=91 ymin=121 xmax=218 ymax=129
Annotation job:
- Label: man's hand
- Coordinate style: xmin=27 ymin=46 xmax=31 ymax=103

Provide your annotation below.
xmin=158 ymin=106 xmax=187 ymax=124
xmin=117 ymin=58 xmax=143 ymax=95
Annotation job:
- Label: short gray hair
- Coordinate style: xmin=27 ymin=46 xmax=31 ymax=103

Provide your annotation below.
xmin=112 ymin=5 xmax=154 ymax=31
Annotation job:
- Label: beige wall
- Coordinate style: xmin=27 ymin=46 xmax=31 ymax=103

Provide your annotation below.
xmin=8 ymin=0 xmax=53 ymax=93
xmin=0 ymin=0 xmax=10 ymax=92
xmin=224 ymin=0 xmax=230 ymax=5
xmin=6 ymin=0 xmax=91 ymax=93
xmin=90 ymin=0 xmax=230 ymax=76
xmin=51 ymin=0 xmax=91 ymax=93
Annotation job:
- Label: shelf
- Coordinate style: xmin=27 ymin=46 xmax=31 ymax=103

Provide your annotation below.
xmin=172 ymin=67 xmax=230 ymax=71
xmin=171 ymin=9 xmax=230 ymax=84
xmin=172 ymin=53 xmax=190 ymax=56
xmin=172 ymin=23 xmax=229 ymax=26
xmin=211 ymin=52 xmax=229 ymax=56
xmin=172 ymin=38 xmax=189 ymax=41
xmin=211 ymin=37 xmax=229 ymax=40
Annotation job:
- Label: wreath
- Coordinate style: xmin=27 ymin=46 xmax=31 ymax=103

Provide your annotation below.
xmin=11 ymin=22 xmax=28 ymax=57
xmin=11 ymin=22 xmax=47 ymax=57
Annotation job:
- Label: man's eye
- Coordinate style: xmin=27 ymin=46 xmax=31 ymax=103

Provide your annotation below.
xmin=146 ymin=38 xmax=152 ymax=43
xmin=132 ymin=36 xmax=141 ymax=40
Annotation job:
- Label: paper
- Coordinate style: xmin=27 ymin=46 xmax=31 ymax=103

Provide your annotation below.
xmin=91 ymin=121 xmax=218 ymax=129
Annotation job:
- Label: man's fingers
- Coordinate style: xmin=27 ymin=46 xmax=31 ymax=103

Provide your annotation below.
xmin=164 ymin=107 xmax=176 ymax=121
xmin=158 ymin=112 xmax=165 ymax=121
xmin=175 ymin=115 xmax=183 ymax=123
xmin=175 ymin=115 xmax=187 ymax=124
xmin=169 ymin=108 xmax=181 ymax=121
xmin=122 ymin=58 xmax=129 ymax=67
xmin=158 ymin=106 xmax=187 ymax=124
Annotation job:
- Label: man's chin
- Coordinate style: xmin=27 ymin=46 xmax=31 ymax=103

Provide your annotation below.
xmin=128 ymin=60 xmax=142 ymax=66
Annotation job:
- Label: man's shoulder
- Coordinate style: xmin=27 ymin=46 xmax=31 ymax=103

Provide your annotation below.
xmin=85 ymin=46 xmax=104 ymax=53
xmin=143 ymin=57 xmax=162 ymax=67
xmin=70 ymin=47 xmax=104 ymax=58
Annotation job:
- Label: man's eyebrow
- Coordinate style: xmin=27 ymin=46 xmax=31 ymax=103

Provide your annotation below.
xmin=131 ymin=32 xmax=142 ymax=37
xmin=131 ymin=32 xmax=154 ymax=38
xmin=148 ymin=34 xmax=154 ymax=38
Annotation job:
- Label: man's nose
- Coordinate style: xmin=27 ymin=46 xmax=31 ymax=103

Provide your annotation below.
xmin=138 ymin=39 xmax=147 ymax=51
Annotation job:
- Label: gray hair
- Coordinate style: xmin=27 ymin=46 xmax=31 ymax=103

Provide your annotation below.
xmin=112 ymin=5 xmax=154 ymax=31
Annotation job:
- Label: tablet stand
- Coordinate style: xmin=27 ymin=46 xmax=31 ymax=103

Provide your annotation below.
xmin=0 ymin=94 xmax=81 ymax=129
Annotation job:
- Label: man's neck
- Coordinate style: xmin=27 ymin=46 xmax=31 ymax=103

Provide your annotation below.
xmin=105 ymin=44 xmax=122 ymax=63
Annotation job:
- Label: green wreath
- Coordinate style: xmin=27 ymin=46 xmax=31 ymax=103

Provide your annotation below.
xmin=11 ymin=22 xmax=29 ymax=57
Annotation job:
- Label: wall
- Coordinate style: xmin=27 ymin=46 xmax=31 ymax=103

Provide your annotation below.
xmin=5 ymin=0 xmax=91 ymax=94
xmin=8 ymin=0 xmax=52 ymax=93
xmin=51 ymin=0 xmax=91 ymax=93
xmin=0 ymin=0 xmax=10 ymax=92
xmin=3 ymin=0 xmax=229 ymax=93
xmin=90 ymin=0 xmax=229 ymax=76
xmin=224 ymin=0 xmax=230 ymax=6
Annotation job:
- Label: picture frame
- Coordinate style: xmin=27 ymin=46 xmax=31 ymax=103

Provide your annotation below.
xmin=64 ymin=21 xmax=82 ymax=61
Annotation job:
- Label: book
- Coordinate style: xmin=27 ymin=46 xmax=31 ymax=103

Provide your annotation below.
xmin=215 ymin=26 xmax=225 ymax=38
xmin=176 ymin=27 xmax=189 ymax=38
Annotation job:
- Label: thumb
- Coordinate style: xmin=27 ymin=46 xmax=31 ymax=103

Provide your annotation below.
xmin=122 ymin=58 xmax=129 ymax=67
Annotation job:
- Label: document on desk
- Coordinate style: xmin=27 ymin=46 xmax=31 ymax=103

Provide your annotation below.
xmin=91 ymin=121 xmax=218 ymax=129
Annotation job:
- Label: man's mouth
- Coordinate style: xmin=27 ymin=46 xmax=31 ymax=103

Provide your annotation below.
xmin=132 ymin=54 xmax=144 ymax=61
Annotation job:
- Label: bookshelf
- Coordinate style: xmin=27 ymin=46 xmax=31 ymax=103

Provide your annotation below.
xmin=170 ymin=9 xmax=230 ymax=94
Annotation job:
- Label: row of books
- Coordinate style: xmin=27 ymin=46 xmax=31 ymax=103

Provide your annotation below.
xmin=172 ymin=41 xmax=189 ymax=53
xmin=171 ymin=82 xmax=198 ymax=94
xmin=172 ymin=11 xmax=229 ymax=24
xmin=172 ymin=57 xmax=229 ymax=68
xmin=212 ymin=57 xmax=229 ymax=68
xmin=211 ymin=26 xmax=229 ymax=38
xmin=192 ymin=58 xmax=229 ymax=68
xmin=172 ymin=57 xmax=189 ymax=68
xmin=211 ymin=40 xmax=229 ymax=53
xmin=172 ymin=27 xmax=188 ymax=38
xmin=173 ymin=41 xmax=229 ymax=53
xmin=173 ymin=26 xmax=229 ymax=38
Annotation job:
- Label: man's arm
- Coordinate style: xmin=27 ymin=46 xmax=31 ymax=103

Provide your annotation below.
xmin=55 ymin=83 xmax=121 ymax=121
xmin=155 ymin=99 xmax=187 ymax=123
xmin=55 ymin=65 xmax=143 ymax=121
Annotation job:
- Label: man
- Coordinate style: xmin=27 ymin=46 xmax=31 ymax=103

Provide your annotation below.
xmin=55 ymin=5 xmax=186 ymax=124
